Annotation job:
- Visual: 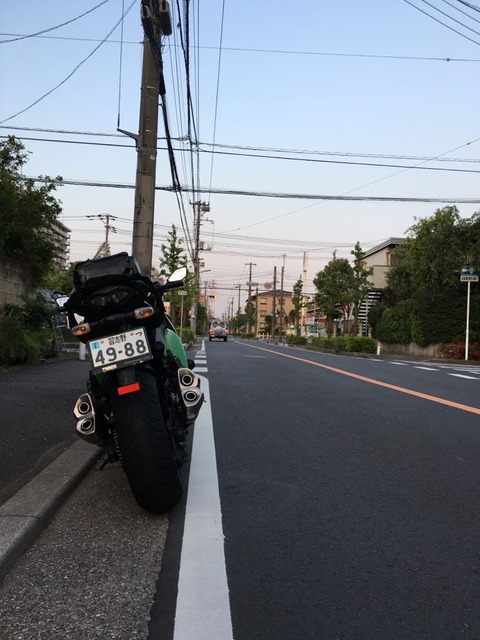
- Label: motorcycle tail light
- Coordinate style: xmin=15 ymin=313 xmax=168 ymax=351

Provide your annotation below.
xmin=117 ymin=382 xmax=141 ymax=395
xmin=134 ymin=306 xmax=154 ymax=319
xmin=72 ymin=323 xmax=91 ymax=336
xmin=87 ymin=289 xmax=131 ymax=308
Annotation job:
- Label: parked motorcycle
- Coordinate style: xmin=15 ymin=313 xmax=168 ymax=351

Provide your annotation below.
xmin=63 ymin=252 xmax=203 ymax=513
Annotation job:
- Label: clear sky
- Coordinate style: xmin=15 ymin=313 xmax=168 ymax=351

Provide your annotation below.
xmin=1 ymin=0 xmax=480 ymax=315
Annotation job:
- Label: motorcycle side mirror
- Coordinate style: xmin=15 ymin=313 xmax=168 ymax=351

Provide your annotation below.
xmin=168 ymin=266 xmax=187 ymax=284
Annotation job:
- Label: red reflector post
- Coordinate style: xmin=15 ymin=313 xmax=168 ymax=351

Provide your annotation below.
xmin=117 ymin=382 xmax=141 ymax=395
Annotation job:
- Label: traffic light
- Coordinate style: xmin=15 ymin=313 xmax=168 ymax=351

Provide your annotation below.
xmin=209 ymin=294 xmax=218 ymax=299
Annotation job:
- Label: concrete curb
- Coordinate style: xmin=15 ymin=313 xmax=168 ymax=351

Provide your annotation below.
xmin=0 ymin=440 xmax=103 ymax=581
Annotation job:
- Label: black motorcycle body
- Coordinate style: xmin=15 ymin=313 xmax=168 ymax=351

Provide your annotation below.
xmin=64 ymin=252 xmax=203 ymax=513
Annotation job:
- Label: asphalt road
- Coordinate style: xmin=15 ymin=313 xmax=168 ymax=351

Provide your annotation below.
xmin=1 ymin=341 xmax=480 ymax=639
xmin=205 ymin=342 xmax=480 ymax=639
xmin=0 ymin=357 xmax=91 ymax=505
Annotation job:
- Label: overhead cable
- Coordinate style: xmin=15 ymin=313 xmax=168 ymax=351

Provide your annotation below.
xmin=28 ymin=176 xmax=480 ymax=203
xmin=0 ymin=0 xmax=113 ymax=44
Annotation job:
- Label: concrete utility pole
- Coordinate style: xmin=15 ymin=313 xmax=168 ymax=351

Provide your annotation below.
xmin=272 ymin=266 xmax=277 ymax=341
xmin=279 ymin=254 xmax=286 ymax=341
xmin=245 ymin=262 xmax=256 ymax=333
xmin=129 ymin=0 xmax=172 ymax=277
xmin=191 ymin=200 xmax=210 ymax=334
xmin=301 ymin=251 xmax=309 ymax=336
xmin=87 ymin=214 xmax=117 ymax=258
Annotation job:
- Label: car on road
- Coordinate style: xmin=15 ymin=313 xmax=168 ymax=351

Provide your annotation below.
xmin=209 ymin=320 xmax=228 ymax=342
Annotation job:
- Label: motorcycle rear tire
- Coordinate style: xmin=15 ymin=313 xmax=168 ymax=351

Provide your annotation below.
xmin=111 ymin=370 xmax=183 ymax=513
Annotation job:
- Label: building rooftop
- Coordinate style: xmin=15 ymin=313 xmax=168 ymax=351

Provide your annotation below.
xmin=363 ymin=237 xmax=406 ymax=258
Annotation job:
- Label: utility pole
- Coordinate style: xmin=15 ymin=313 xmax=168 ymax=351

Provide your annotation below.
xmin=279 ymin=254 xmax=286 ymax=342
xmin=272 ymin=266 xmax=277 ymax=341
xmin=301 ymin=251 xmax=309 ymax=336
xmin=245 ymin=262 xmax=256 ymax=333
xmin=127 ymin=1 xmax=172 ymax=277
xmin=191 ymin=200 xmax=210 ymax=335
xmin=255 ymin=286 xmax=259 ymax=337
xmin=88 ymin=214 xmax=117 ymax=259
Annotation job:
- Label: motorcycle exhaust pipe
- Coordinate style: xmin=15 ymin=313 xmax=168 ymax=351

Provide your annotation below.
xmin=181 ymin=388 xmax=204 ymax=421
xmin=74 ymin=393 xmax=93 ymax=419
xmin=177 ymin=368 xmax=199 ymax=390
xmin=73 ymin=393 xmax=104 ymax=446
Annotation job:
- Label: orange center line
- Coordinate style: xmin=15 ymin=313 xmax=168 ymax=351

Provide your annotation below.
xmin=235 ymin=341 xmax=480 ymax=416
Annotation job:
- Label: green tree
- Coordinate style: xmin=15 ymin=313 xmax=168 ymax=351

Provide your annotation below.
xmin=351 ymin=241 xmax=374 ymax=335
xmin=291 ymin=277 xmax=305 ymax=336
xmin=374 ymin=206 xmax=480 ymax=346
xmin=313 ymin=257 xmax=355 ymax=337
xmin=396 ymin=206 xmax=468 ymax=290
xmin=39 ymin=262 xmax=78 ymax=294
xmin=0 ymin=136 xmax=63 ymax=282
xmin=158 ymin=224 xmax=189 ymax=325
xmin=159 ymin=224 xmax=188 ymax=277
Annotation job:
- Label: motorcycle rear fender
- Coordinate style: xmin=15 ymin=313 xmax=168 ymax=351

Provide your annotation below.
xmin=114 ymin=366 xmax=141 ymax=395
xmin=161 ymin=327 xmax=188 ymax=367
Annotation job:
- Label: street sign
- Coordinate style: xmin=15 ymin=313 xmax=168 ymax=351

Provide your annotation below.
xmin=460 ymin=264 xmax=479 ymax=281
xmin=178 ymin=290 xmax=188 ymax=295
xmin=246 ymin=282 xmax=259 ymax=287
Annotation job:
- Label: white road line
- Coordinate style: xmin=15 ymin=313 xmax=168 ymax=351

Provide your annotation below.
xmin=173 ymin=376 xmax=233 ymax=640
xmin=449 ymin=373 xmax=478 ymax=380
xmin=390 ymin=362 xmax=409 ymax=366
xmin=194 ymin=367 xmax=208 ymax=372
xmin=414 ymin=366 xmax=438 ymax=371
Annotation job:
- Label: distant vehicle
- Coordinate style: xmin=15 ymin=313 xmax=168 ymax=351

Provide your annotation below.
xmin=36 ymin=289 xmax=67 ymax=309
xmin=209 ymin=320 xmax=228 ymax=342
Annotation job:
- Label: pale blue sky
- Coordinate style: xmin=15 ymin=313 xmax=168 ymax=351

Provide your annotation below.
xmin=1 ymin=0 xmax=479 ymax=312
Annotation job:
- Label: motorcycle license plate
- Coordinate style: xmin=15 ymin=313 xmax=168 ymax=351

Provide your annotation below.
xmin=88 ymin=327 xmax=152 ymax=373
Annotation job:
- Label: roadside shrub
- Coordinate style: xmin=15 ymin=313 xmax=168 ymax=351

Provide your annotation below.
xmin=310 ymin=335 xmax=376 ymax=354
xmin=311 ymin=337 xmax=334 ymax=350
xmin=0 ymin=299 xmax=54 ymax=365
xmin=286 ymin=335 xmax=307 ymax=345
xmin=4 ymin=297 xmax=53 ymax=329
xmin=374 ymin=300 xmax=415 ymax=344
xmin=344 ymin=336 xmax=377 ymax=353
xmin=0 ymin=316 xmax=52 ymax=364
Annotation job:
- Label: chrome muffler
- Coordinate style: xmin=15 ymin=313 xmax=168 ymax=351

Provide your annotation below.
xmin=177 ymin=368 xmax=203 ymax=422
xmin=73 ymin=393 xmax=103 ymax=445
xmin=177 ymin=368 xmax=199 ymax=390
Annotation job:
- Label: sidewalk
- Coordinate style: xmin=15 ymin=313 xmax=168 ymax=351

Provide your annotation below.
xmin=0 ymin=356 xmax=104 ymax=580
xmin=0 ymin=439 xmax=102 ymax=581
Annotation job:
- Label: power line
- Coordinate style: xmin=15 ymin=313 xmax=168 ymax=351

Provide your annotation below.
xmin=28 ymin=176 xmax=480 ymax=203
xmin=440 ymin=0 xmax=480 ymax=23
xmin=0 ymin=0 xmax=137 ymax=125
xmin=402 ymin=0 xmax=480 ymax=45
xmin=2 ymin=30 xmax=480 ymax=61
xmin=5 ymin=126 xmax=480 ymax=164
xmin=5 ymin=135 xmax=480 ymax=174
xmin=418 ymin=0 xmax=480 ymax=35
xmin=0 ymin=0 xmax=113 ymax=44
xmin=456 ymin=0 xmax=480 ymax=12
